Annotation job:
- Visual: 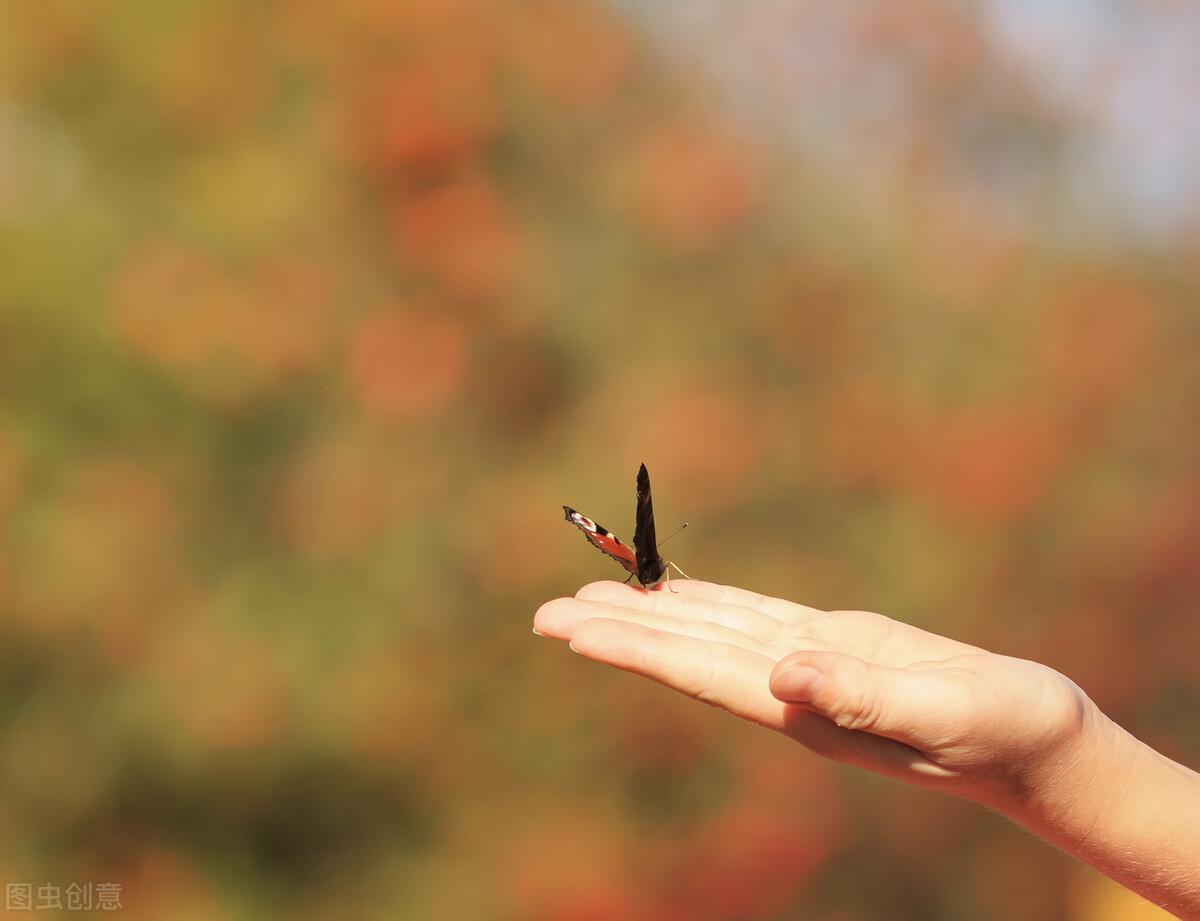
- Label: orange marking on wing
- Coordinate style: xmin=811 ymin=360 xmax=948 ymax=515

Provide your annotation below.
xmin=582 ymin=528 xmax=637 ymax=574
xmin=567 ymin=513 xmax=637 ymax=576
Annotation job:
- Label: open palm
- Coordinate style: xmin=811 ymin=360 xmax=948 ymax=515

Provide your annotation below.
xmin=534 ymin=579 xmax=1092 ymax=806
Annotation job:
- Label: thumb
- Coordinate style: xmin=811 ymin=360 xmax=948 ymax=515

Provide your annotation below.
xmin=770 ymin=651 xmax=953 ymax=747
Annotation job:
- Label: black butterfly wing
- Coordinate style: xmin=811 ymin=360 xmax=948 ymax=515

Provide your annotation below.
xmin=632 ymin=463 xmax=666 ymax=585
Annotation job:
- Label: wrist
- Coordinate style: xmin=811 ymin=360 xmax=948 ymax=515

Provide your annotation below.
xmin=997 ymin=690 xmax=1128 ymax=832
xmin=989 ymin=690 xmax=1200 ymax=917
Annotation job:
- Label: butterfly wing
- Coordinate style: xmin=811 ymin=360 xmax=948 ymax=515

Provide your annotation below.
xmin=563 ymin=506 xmax=638 ymax=577
xmin=632 ymin=463 xmax=666 ymax=585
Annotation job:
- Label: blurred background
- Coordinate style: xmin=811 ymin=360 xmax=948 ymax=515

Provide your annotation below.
xmin=1 ymin=0 xmax=1198 ymax=918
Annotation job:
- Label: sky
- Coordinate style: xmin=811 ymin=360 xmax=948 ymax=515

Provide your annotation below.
xmin=615 ymin=0 xmax=1200 ymax=241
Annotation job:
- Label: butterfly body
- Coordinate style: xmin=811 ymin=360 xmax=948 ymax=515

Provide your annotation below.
xmin=563 ymin=464 xmax=671 ymax=587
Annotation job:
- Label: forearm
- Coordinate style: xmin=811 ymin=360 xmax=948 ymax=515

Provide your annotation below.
xmin=1001 ymin=703 xmax=1200 ymax=919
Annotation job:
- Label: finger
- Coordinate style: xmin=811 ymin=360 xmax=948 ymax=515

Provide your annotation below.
xmin=567 ymin=618 xmax=788 ymax=730
xmin=779 ymin=704 xmax=953 ymax=782
xmin=769 ymin=651 xmax=964 ymax=753
xmin=575 ymin=581 xmax=785 ymax=644
xmin=533 ymin=597 xmax=591 ymax=639
xmin=568 ymin=618 xmax=951 ymax=781
xmin=534 ymin=597 xmax=769 ymax=655
xmin=661 ymin=579 xmax=826 ymax=623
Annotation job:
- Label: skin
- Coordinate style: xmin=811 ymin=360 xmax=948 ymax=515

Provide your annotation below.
xmin=534 ymin=579 xmax=1200 ymax=919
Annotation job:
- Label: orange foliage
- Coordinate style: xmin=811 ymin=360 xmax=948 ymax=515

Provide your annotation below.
xmin=875 ymin=787 xmax=971 ymax=855
xmin=819 ymin=381 xmax=915 ymax=491
xmin=336 ymin=0 xmax=485 ymax=38
xmin=113 ymin=244 xmax=247 ymax=369
xmin=532 ymin=885 xmax=649 ymax=921
xmin=821 ymin=385 xmax=1071 ymax=524
xmin=1046 ymin=608 xmax=1145 ymax=715
xmin=972 ymin=833 xmax=1061 ymax=919
xmin=1135 ymin=477 xmax=1200 ymax=603
xmin=392 ymin=172 xmax=523 ymax=300
xmin=1038 ymin=274 xmax=1154 ymax=412
xmin=471 ymin=335 xmax=569 ymax=430
xmin=632 ymin=389 xmax=768 ymax=514
xmin=344 ymin=307 xmax=470 ymax=424
xmin=93 ymin=847 xmax=228 ymax=921
xmin=457 ymin=471 xmax=570 ymax=591
xmin=11 ymin=459 xmax=183 ymax=650
xmin=316 ymin=648 xmax=453 ymax=768
xmin=611 ymin=695 xmax=712 ymax=772
xmin=903 ymin=200 xmax=1029 ymax=306
xmin=664 ymin=804 xmax=828 ymax=920
xmin=2 ymin=0 xmax=100 ymax=78
xmin=508 ymin=0 xmax=635 ymax=109
xmin=765 ymin=263 xmax=870 ymax=369
xmin=506 ymin=813 xmax=635 ymax=919
xmin=246 ymin=255 xmax=338 ymax=374
xmin=907 ymin=405 xmax=1069 ymax=524
xmin=739 ymin=752 xmax=843 ymax=830
xmin=155 ymin=9 xmax=272 ymax=137
xmin=152 ymin=621 xmax=288 ymax=751
xmin=625 ymin=123 xmax=760 ymax=250
xmin=366 ymin=45 xmax=499 ymax=171
xmin=112 ymin=244 xmax=335 ymax=406
xmin=273 ymin=435 xmax=400 ymax=561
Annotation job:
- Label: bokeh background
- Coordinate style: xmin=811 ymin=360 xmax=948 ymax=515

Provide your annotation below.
xmin=1 ymin=0 xmax=1198 ymax=918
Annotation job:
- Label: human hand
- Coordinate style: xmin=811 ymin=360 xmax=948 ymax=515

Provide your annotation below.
xmin=533 ymin=579 xmax=1096 ymax=811
xmin=535 ymin=579 xmax=1200 ymax=917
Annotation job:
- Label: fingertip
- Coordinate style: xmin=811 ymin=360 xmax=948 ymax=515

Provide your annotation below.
xmin=770 ymin=662 xmax=825 ymax=704
xmin=770 ymin=652 xmax=814 ymax=680
xmin=533 ymin=596 xmax=564 ymax=620
xmin=533 ymin=596 xmax=584 ymax=638
xmin=770 ymin=653 xmax=830 ymax=701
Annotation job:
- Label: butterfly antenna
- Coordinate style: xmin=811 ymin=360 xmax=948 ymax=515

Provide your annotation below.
xmin=658 ymin=522 xmax=688 ymax=547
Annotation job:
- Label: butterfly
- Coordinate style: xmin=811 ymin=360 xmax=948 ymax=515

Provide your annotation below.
xmin=563 ymin=463 xmax=690 ymax=587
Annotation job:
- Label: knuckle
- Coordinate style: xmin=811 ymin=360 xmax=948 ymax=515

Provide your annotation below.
xmin=829 ymin=685 xmax=882 ymax=733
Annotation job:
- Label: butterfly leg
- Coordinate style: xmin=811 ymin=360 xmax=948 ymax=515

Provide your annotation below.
xmin=668 ymin=561 xmax=692 ymax=580
xmin=662 ymin=562 xmax=692 ymax=593
xmin=623 ymin=572 xmax=635 ymax=585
